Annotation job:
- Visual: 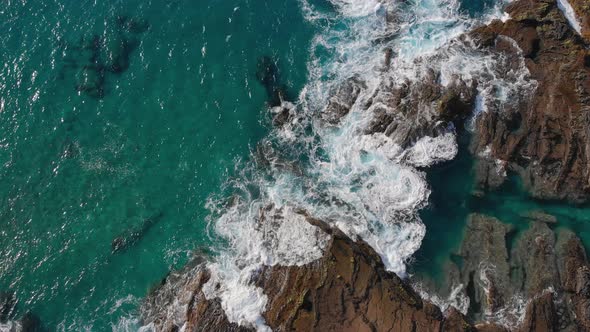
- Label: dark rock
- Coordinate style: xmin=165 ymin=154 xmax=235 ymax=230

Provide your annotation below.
xmin=323 ymin=76 xmax=366 ymax=124
xmin=111 ymin=212 xmax=165 ymax=254
xmin=362 ymin=65 xmax=476 ymax=149
xmin=116 ymin=15 xmax=150 ymax=34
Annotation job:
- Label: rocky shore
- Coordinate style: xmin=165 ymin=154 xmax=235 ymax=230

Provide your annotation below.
xmin=141 ymin=0 xmax=590 ymax=331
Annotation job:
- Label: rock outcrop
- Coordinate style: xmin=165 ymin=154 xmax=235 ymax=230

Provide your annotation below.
xmin=470 ymin=0 xmax=590 ymax=203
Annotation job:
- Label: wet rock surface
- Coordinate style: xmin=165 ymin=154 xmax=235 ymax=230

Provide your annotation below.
xmin=361 ymin=66 xmax=477 ymax=149
xmin=470 ymin=0 xmax=590 ymax=203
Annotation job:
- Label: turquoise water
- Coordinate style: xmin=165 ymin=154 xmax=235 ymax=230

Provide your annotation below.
xmin=0 ymin=0 xmax=313 ymax=329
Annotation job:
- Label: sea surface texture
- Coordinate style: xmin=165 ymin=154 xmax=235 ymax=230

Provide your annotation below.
xmin=2 ymin=0 xmax=590 ymax=331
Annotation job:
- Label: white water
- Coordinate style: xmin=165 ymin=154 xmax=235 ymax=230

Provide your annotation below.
xmin=557 ymin=0 xmax=583 ymax=34
xmin=139 ymin=0 xmax=538 ymax=330
xmin=0 ymin=321 xmax=20 ymax=332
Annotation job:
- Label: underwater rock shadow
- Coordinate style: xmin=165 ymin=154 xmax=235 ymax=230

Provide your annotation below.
xmin=111 ymin=212 xmax=165 ymax=255
xmin=58 ymin=14 xmax=149 ymax=99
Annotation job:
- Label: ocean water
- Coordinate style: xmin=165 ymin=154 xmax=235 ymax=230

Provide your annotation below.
xmin=3 ymin=0 xmax=590 ymax=331
xmin=0 ymin=0 xmax=312 ymax=330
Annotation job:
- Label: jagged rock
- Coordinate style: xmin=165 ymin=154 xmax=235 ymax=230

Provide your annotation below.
xmin=443 ymin=307 xmax=477 ymax=332
xmin=557 ymin=230 xmax=590 ymax=330
xmin=323 ymin=77 xmax=366 ymax=124
xmin=470 ymin=0 xmax=590 ymax=203
xmin=556 ymin=230 xmax=587 ymax=293
xmin=255 ymin=218 xmax=445 ymax=331
xmin=363 ymin=69 xmax=476 ymax=148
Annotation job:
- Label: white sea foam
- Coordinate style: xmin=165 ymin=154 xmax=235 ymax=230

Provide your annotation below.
xmin=557 ymin=0 xmax=582 ymax=34
xmin=0 ymin=321 xmax=20 ymax=332
xmin=169 ymin=0 xmax=537 ymax=330
xmin=111 ymin=317 xmax=155 ymax=332
xmin=415 ymin=282 xmax=470 ymax=314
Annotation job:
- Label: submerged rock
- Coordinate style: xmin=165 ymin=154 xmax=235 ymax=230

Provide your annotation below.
xmin=256 ymin=56 xmax=292 ymax=108
xmin=20 ymin=312 xmax=45 ymax=332
xmin=111 ymin=212 xmax=165 ymax=254
xmin=60 ymin=15 xmax=148 ymax=98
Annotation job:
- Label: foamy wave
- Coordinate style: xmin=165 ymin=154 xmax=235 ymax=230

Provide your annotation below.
xmin=557 ymin=0 xmax=582 ymax=34
xmin=112 ymin=317 xmax=154 ymax=332
xmin=415 ymin=282 xmax=470 ymax=315
xmin=328 ymin=0 xmax=383 ymax=17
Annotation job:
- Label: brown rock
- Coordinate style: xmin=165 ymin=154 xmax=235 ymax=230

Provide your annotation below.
xmin=142 ymin=218 xmax=490 ymax=332
xmin=470 ymin=0 xmax=590 ymax=203
xmin=568 ymin=0 xmax=590 ymax=42
xmin=443 ymin=307 xmax=476 ymax=332
xmin=518 ymin=293 xmax=557 ymax=332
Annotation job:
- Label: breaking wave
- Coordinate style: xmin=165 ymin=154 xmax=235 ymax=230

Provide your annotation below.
xmin=142 ymin=0 xmax=537 ymax=330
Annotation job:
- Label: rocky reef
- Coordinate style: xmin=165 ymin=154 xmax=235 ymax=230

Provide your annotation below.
xmin=140 ymin=0 xmax=590 ymax=330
